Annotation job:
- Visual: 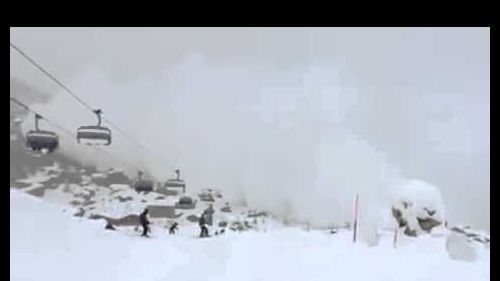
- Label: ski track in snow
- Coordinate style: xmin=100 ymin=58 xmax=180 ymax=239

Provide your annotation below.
xmin=10 ymin=190 xmax=489 ymax=281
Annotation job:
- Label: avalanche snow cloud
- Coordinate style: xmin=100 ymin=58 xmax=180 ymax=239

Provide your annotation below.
xmin=16 ymin=59 xmax=403 ymax=231
xmin=10 ymin=27 xmax=490 ymax=231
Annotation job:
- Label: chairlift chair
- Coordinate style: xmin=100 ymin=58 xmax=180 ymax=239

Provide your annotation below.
xmin=77 ymin=109 xmax=111 ymax=145
xmin=25 ymin=114 xmax=59 ymax=153
xmin=164 ymin=169 xmax=186 ymax=194
xmin=134 ymin=171 xmax=154 ymax=193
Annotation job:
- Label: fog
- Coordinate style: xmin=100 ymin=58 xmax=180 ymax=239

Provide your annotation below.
xmin=10 ymin=27 xmax=489 ymax=232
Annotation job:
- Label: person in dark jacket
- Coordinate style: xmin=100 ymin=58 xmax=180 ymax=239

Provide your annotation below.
xmin=139 ymin=208 xmax=151 ymax=237
xmin=199 ymin=213 xmax=209 ymax=237
xmin=169 ymin=222 xmax=178 ymax=235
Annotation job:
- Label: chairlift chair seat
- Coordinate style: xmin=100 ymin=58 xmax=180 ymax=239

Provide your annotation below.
xmin=165 ymin=179 xmax=186 ymax=188
xmin=134 ymin=179 xmax=154 ymax=192
xmin=26 ymin=130 xmax=59 ymax=152
xmin=77 ymin=126 xmax=111 ymax=145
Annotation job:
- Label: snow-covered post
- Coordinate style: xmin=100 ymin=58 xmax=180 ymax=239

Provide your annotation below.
xmin=393 ymin=222 xmax=399 ymax=248
xmin=353 ymin=194 xmax=360 ymax=243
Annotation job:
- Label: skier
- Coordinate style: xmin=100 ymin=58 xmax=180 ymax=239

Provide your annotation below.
xmin=199 ymin=213 xmax=209 ymax=237
xmin=139 ymin=208 xmax=151 ymax=237
xmin=169 ymin=222 xmax=178 ymax=235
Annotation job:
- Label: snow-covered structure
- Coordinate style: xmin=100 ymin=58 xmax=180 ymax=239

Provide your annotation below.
xmin=390 ymin=179 xmax=445 ymax=236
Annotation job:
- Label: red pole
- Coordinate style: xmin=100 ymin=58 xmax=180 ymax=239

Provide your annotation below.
xmin=353 ymin=194 xmax=359 ymax=243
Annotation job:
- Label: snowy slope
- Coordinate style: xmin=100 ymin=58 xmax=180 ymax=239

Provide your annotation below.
xmin=10 ymin=151 xmax=262 ymax=237
xmin=11 ymin=190 xmax=489 ymax=281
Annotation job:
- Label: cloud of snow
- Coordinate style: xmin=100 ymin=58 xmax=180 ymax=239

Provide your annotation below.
xmin=11 ymin=28 xmax=489 ymax=231
xmin=19 ymin=57 xmax=409 ymax=234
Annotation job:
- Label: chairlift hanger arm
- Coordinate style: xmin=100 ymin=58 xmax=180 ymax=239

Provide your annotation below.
xmin=34 ymin=114 xmax=42 ymax=131
xmin=93 ymin=109 xmax=102 ymax=126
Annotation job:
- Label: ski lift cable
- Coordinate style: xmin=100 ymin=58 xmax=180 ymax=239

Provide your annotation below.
xmin=10 ymin=97 xmax=143 ymax=172
xmin=10 ymin=96 xmax=31 ymax=112
xmin=10 ymin=43 xmax=95 ymax=112
xmin=10 ymin=42 xmax=174 ymax=170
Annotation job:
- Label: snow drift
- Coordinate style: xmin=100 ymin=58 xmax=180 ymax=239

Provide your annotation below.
xmin=11 ymin=190 xmax=489 ymax=281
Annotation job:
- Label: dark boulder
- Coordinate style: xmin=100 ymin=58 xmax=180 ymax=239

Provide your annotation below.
xmin=27 ymin=186 xmax=46 ymax=197
xmin=404 ymin=227 xmax=418 ymax=237
xmin=73 ymin=208 xmax=85 ymax=217
xmin=105 ymin=223 xmax=116 ymax=230
xmin=417 ymin=217 xmax=442 ymax=233
xmin=147 ymin=205 xmax=183 ymax=219
xmin=391 ymin=207 xmax=407 ymax=228
xmin=186 ymin=215 xmax=200 ymax=223
xmin=175 ymin=196 xmax=196 ymax=209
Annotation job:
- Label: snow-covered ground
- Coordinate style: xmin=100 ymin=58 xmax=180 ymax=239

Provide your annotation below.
xmin=11 ymin=190 xmax=489 ymax=281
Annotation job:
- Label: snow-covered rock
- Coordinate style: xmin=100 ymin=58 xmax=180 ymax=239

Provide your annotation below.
xmin=390 ymin=179 xmax=445 ymax=236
